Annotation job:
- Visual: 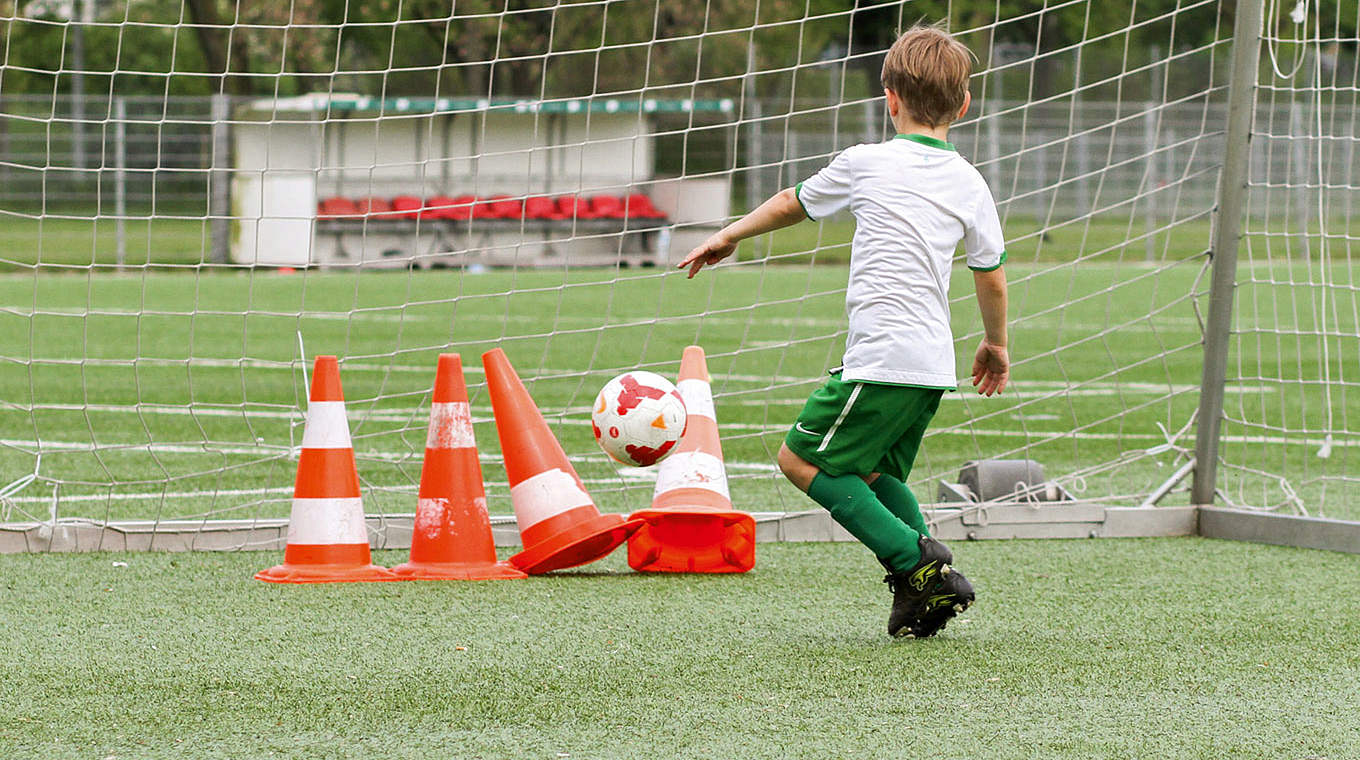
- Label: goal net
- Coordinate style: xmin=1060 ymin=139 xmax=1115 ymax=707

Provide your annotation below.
xmin=1217 ymin=0 xmax=1360 ymax=515
xmin=1 ymin=0 xmax=1355 ymax=549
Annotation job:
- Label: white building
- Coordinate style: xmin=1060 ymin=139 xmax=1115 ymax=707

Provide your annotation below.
xmin=230 ymin=95 xmax=734 ymax=268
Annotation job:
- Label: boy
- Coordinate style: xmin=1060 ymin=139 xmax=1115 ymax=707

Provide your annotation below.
xmin=678 ymin=24 xmax=1009 ymax=638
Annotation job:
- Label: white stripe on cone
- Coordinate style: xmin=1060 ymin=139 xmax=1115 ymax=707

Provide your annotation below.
xmin=426 ymin=401 xmax=476 ymax=450
xmin=653 ymin=451 xmax=730 ymax=499
xmin=677 ymin=379 xmax=716 ymax=420
xmin=510 ymin=468 xmax=593 ymax=534
xmin=300 ymin=402 xmax=353 ymax=449
xmin=285 ymin=497 xmax=369 ymax=544
xmin=413 ymin=495 xmax=489 ymax=541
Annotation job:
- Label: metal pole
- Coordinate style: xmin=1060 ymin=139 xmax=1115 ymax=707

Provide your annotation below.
xmin=987 ymin=47 xmax=1003 ymax=194
xmin=1191 ymin=0 xmax=1266 ymax=506
xmin=1033 ymin=136 xmax=1045 ymax=222
xmin=114 ymin=96 xmax=126 ymax=269
xmin=1144 ymin=105 xmax=1156 ymax=261
xmin=746 ymin=100 xmax=763 ymax=216
xmin=1076 ymin=131 xmax=1091 ymax=218
xmin=1145 ymin=46 xmax=1161 ymax=262
xmin=744 ymin=40 xmax=761 ymax=216
xmin=70 ymin=0 xmax=91 ymax=173
xmin=1289 ymin=78 xmax=1310 ymax=255
xmin=209 ymin=93 xmax=231 ymax=264
xmin=441 ymin=114 xmax=453 ymax=193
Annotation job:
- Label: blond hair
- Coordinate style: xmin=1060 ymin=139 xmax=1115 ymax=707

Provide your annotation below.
xmin=880 ymin=24 xmax=974 ymax=127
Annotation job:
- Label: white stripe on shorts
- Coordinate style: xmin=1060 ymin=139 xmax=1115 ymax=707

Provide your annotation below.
xmin=817 ymin=382 xmax=863 ymax=453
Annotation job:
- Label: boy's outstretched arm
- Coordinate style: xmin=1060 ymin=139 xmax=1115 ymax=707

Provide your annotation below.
xmin=971 ymin=267 xmax=1009 ymax=396
xmin=677 ymin=187 xmax=806 ymax=278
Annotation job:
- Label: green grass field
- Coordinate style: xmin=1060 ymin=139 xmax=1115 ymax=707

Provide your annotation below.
xmin=1 ymin=210 xmax=1358 ymax=525
xmin=2 ymin=538 xmax=1359 ymax=759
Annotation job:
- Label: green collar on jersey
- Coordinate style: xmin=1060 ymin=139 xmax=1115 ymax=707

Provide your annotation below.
xmin=895 ymin=133 xmax=956 ymax=151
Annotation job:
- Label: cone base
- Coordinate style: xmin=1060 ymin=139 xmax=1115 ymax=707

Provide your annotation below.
xmin=626 ymin=508 xmax=756 ymax=573
xmin=509 ymin=512 xmax=644 ymax=575
xmin=254 ymin=562 xmax=399 ymax=584
xmin=390 ymin=560 xmax=527 ymax=581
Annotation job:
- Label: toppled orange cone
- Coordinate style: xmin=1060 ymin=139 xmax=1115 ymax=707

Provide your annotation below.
xmin=256 ymin=356 xmax=397 ymax=583
xmin=627 ymin=346 xmax=756 ymax=573
xmin=392 ymin=354 xmax=526 ymax=581
xmin=483 ymin=348 xmax=643 ymax=574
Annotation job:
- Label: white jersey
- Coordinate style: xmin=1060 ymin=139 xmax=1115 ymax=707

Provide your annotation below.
xmin=795 ymin=134 xmax=1006 ymax=389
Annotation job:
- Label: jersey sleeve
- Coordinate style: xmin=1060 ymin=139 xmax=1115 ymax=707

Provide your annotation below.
xmin=964 ymin=179 xmax=1007 ymax=271
xmin=794 ymin=148 xmax=855 ymax=220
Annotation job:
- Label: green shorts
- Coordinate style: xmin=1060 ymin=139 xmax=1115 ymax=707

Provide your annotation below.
xmin=784 ymin=373 xmax=945 ymax=481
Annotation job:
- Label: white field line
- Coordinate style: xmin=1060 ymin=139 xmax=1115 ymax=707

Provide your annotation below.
xmin=0 ymin=437 xmax=780 ymax=473
xmin=4 ymin=429 xmax=1350 ymax=507
xmin=8 ymin=308 xmax=1337 ymax=334
xmin=10 ymin=306 xmax=1223 ymax=332
xmin=5 ymin=418 xmax=1352 ymax=471
xmin=738 ymin=386 xmax=1268 ymax=405
xmin=0 ymin=465 xmax=780 ymax=505
xmin=0 ymin=356 xmax=815 ymax=385
xmin=0 ymin=381 xmax=1254 ymax=425
xmin=3 ymin=485 xmax=300 ymax=505
xmin=7 ymin=306 xmax=849 ymax=330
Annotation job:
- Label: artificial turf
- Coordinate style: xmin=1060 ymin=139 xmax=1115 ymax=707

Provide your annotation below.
xmin=1 ymin=537 xmax=1358 ymax=759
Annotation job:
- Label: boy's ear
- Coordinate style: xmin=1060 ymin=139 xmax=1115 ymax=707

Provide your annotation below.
xmin=958 ymin=91 xmax=972 ymax=120
xmin=884 ymin=88 xmax=900 ymax=118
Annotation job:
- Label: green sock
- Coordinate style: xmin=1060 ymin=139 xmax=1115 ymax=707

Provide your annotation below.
xmin=870 ymin=475 xmax=931 ymax=538
xmin=807 ymin=472 xmax=921 ymax=572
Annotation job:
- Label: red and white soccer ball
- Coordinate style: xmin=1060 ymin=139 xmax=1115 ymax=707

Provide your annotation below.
xmin=591 ymin=371 xmax=688 ymax=467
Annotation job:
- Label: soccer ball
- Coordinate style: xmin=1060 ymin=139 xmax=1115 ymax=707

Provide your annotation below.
xmin=591 ymin=371 xmax=688 ymax=467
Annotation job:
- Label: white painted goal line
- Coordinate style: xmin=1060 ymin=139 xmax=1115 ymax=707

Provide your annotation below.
xmin=4 ymin=422 xmax=1352 ymax=468
xmin=0 ymin=380 xmax=1267 ymax=425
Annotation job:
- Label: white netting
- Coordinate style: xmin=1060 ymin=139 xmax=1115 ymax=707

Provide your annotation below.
xmin=3 ymin=0 xmax=1350 ymax=548
xmin=1221 ymin=0 xmax=1360 ymax=516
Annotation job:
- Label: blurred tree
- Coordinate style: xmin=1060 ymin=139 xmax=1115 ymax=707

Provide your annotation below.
xmin=0 ymin=0 xmax=1353 ymax=98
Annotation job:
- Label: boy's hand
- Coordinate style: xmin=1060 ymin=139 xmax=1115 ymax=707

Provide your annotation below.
xmin=971 ymin=338 xmax=1009 ymax=396
xmin=677 ymin=233 xmax=736 ymax=279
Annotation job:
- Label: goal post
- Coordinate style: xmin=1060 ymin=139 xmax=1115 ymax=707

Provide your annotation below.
xmin=1 ymin=0 xmax=1358 ymax=552
xmin=1191 ymin=0 xmax=1266 ymax=506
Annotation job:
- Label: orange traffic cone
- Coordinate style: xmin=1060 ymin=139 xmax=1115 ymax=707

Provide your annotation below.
xmin=627 ymin=346 xmax=756 ymax=573
xmin=392 ymin=354 xmax=526 ymax=581
xmin=256 ymin=356 xmax=397 ymax=583
xmin=483 ymin=348 xmax=643 ymax=574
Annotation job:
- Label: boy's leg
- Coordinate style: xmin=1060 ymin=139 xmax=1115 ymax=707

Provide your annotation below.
xmin=778 ymin=444 xmax=921 ymax=572
xmin=870 ymin=390 xmax=942 ymax=537
xmin=782 ymin=376 xmax=958 ymax=636
xmin=868 ymin=474 xmax=931 ymax=537
xmin=874 ymin=390 xmax=974 ymax=637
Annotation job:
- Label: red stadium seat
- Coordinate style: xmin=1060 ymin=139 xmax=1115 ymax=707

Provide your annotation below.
xmin=424 ymin=195 xmax=455 ymax=220
xmin=589 ymin=194 xmax=626 ymax=219
xmin=624 ymin=193 xmax=666 ymax=219
xmin=471 ymin=196 xmax=499 ymax=220
xmin=354 ymin=197 xmax=396 ymax=218
xmin=524 ymin=196 xmax=565 ymax=220
xmin=556 ymin=195 xmax=598 ymax=219
xmin=447 ymin=195 xmax=477 ymax=221
xmin=488 ymin=195 xmax=523 ymax=220
xmin=391 ymin=195 xmax=423 ymax=220
xmin=318 ymin=197 xmax=360 ymax=218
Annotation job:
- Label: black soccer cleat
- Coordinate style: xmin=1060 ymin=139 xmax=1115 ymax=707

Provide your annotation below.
xmin=907 ymin=568 xmax=975 ymax=639
xmin=884 ymin=535 xmax=954 ymax=638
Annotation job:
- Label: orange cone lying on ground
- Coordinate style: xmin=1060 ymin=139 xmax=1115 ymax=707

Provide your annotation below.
xmin=256 ymin=356 xmax=397 ymax=583
xmin=483 ymin=348 xmax=643 ymax=574
xmin=627 ymin=345 xmax=756 ymax=573
xmin=392 ymin=354 xmax=526 ymax=581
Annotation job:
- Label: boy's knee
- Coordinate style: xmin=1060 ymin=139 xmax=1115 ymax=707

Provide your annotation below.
xmin=777 ymin=443 xmax=819 ymax=492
